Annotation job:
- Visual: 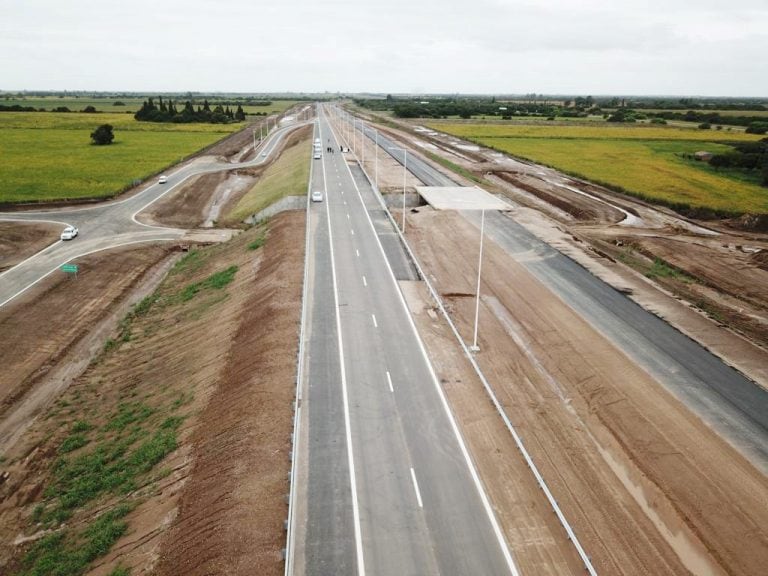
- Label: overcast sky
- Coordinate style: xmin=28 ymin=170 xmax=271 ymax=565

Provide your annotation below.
xmin=1 ymin=0 xmax=766 ymax=96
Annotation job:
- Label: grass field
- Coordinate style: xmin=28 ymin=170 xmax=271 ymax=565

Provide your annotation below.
xmin=226 ymin=133 xmax=311 ymax=222
xmin=0 ymin=112 xmax=244 ymax=203
xmin=427 ymin=122 xmax=768 ymax=214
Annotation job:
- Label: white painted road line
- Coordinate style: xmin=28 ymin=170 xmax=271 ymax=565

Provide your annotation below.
xmin=410 ymin=467 xmax=424 ymax=508
xmin=386 ymin=371 xmax=394 ymax=392
xmin=372 ymin=314 xmax=378 ymax=328
xmin=319 ymin=124 xmax=366 ymax=576
xmin=356 ymin=249 xmax=360 ymax=257
xmin=347 ymin=213 xmax=351 ymax=219
xmin=351 ymin=229 xmax=355 ymax=236
xmin=363 ymin=275 xmax=368 ymax=287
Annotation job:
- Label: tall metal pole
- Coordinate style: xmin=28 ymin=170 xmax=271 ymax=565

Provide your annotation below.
xmin=361 ymin=121 xmax=365 ymax=167
xmin=374 ymin=129 xmax=379 ymax=190
xmin=252 ymin=129 xmax=256 ymax=153
xmin=471 ymin=209 xmax=485 ymax=352
xmin=402 ymin=151 xmax=407 ymax=233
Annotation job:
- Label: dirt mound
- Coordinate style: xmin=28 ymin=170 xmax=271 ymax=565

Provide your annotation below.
xmin=726 ymin=213 xmax=768 ymax=232
xmin=495 ymin=171 xmax=624 ymax=223
xmin=154 ymin=211 xmax=304 ymax=576
xmin=0 ymin=222 xmax=62 ymax=272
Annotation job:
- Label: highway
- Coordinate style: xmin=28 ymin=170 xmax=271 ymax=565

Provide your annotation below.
xmin=294 ymin=108 xmax=516 ymax=575
xmin=0 ymin=121 xmax=306 ymax=308
xmin=349 ymin=111 xmax=768 ymax=470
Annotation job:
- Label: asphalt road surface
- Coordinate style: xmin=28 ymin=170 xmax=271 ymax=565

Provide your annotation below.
xmin=349 ymin=110 xmax=768 ymax=470
xmin=0 ymin=121 xmax=306 ymax=308
xmin=295 ymin=109 xmax=517 ymax=575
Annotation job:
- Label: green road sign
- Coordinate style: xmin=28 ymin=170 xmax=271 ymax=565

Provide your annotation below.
xmin=61 ymin=264 xmax=78 ymax=273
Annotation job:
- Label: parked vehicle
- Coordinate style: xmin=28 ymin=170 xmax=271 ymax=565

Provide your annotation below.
xmin=313 ymin=151 xmax=322 ymax=160
xmin=311 ymin=190 xmax=324 ymax=202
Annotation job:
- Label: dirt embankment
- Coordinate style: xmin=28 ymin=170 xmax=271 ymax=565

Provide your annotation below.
xmin=0 ymin=211 xmax=305 ymax=576
xmin=406 ymin=209 xmax=768 ymax=576
xmin=154 ymin=211 xmax=304 ymax=575
xmin=0 ymin=245 xmax=172 ymax=420
xmin=142 ymin=125 xmax=313 ymax=230
xmin=0 ymin=222 xmax=63 ymax=272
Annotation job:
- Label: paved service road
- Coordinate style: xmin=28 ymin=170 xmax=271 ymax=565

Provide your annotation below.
xmin=348 ymin=110 xmax=768 ymax=470
xmin=296 ymin=108 xmax=516 ymax=575
xmin=0 ymin=121 xmax=306 ymax=307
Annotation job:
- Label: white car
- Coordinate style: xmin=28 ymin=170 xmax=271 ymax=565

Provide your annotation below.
xmin=61 ymin=226 xmax=78 ymax=240
xmin=158 ymin=175 xmax=168 ymax=184
xmin=311 ymin=190 xmax=324 ymax=202
xmin=262 ymin=151 xmax=267 ymax=157
xmin=313 ymin=151 xmax=322 ymax=160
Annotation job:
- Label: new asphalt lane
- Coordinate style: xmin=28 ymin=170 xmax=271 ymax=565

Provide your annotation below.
xmin=297 ymin=110 xmax=517 ymax=575
xmin=0 ymin=122 xmax=306 ymax=308
xmin=353 ymin=115 xmax=768 ymax=471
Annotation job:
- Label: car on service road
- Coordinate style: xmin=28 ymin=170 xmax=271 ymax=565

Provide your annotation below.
xmin=313 ymin=151 xmax=322 ymax=159
xmin=311 ymin=191 xmax=323 ymax=202
xmin=61 ymin=226 xmax=78 ymax=240
xmin=159 ymin=175 xmax=168 ymax=184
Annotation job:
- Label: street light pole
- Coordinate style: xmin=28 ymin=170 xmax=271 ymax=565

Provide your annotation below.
xmin=374 ymin=129 xmax=379 ymax=190
xmin=361 ymin=121 xmax=365 ymax=167
xmin=388 ymin=146 xmax=408 ymax=232
xmin=471 ymin=209 xmax=486 ymax=353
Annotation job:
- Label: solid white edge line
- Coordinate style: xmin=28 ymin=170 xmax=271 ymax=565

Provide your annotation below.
xmin=285 ymin=114 xmax=318 ymax=576
xmin=363 ymin=275 xmax=367 ymax=287
xmin=386 ymin=371 xmax=394 ymax=393
xmin=0 ymin=237 xmax=178 ymax=309
xmin=410 ymin=467 xmax=424 ymax=509
xmin=326 ymin=107 xmax=520 ymax=576
xmin=319 ymin=112 xmax=367 ymax=576
xmin=372 ymin=314 xmax=378 ymax=328
xmin=355 ymin=249 xmax=360 ymax=257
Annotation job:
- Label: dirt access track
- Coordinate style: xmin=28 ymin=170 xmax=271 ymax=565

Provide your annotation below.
xmin=366 ymin=113 xmax=768 ymax=357
xmin=406 ymin=208 xmax=768 ymax=576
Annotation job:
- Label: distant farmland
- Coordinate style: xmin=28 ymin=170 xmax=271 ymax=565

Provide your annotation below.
xmin=0 ymin=112 xmax=244 ymax=203
xmin=427 ymin=122 xmax=768 ymax=215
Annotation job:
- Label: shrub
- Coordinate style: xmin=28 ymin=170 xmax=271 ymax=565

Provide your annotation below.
xmin=90 ymin=124 xmax=114 ymax=145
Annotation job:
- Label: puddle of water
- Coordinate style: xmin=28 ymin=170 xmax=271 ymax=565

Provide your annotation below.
xmin=595 ymin=441 xmax=726 ymax=576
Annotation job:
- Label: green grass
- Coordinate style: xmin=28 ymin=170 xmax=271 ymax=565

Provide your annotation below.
xmin=178 ymin=266 xmax=238 ymax=302
xmin=21 ymin=504 xmax=133 ymax=576
xmin=645 ymin=258 xmax=694 ymax=282
xmin=423 ymin=150 xmax=486 ymax=185
xmin=0 ymin=112 xmax=244 ymax=203
xmin=427 ymin=122 xmax=768 ymax=215
xmin=247 ymin=235 xmax=266 ymax=251
xmin=227 ymin=135 xmax=312 ymax=222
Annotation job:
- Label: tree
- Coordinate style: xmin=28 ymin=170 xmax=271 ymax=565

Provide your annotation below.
xmin=81 ymin=105 xmax=97 ymax=113
xmin=90 ymin=124 xmax=114 ymax=145
xmin=235 ymin=104 xmax=246 ymax=121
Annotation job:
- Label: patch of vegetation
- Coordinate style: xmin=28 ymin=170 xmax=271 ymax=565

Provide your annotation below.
xmin=135 ymin=97 xmax=245 ymax=124
xmin=104 ymin=402 xmax=155 ymax=433
xmin=170 ymin=249 xmax=204 ymax=276
xmin=178 ymin=265 xmax=238 ymax=302
xmin=108 ymin=567 xmax=130 ymax=576
xmin=423 ymin=150 xmax=485 ymax=185
xmin=247 ymin=234 xmax=266 ymax=251
xmin=645 ymin=258 xmax=693 ymax=282
xmin=21 ymin=504 xmax=133 ymax=576
xmin=59 ymin=434 xmax=89 ymax=454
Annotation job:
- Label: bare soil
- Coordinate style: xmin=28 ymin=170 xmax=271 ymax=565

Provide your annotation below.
xmin=0 ymin=211 xmax=305 ymax=576
xmin=401 ymin=281 xmax=586 ymax=575
xmin=154 ymin=211 xmax=304 ymax=576
xmin=0 ymin=221 xmax=62 ymax=272
xmin=0 ymin=245 xmax=172 ymax=422
xmin=406 ymin=208 xmax=768 ymax=576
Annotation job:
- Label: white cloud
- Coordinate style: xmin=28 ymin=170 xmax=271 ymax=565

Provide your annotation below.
xmin=0 ymin=0 xmax=766 ymax=95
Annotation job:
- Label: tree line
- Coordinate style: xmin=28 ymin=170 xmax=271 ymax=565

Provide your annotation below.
xmin=134 ymin=97 xmax=246 ymax=124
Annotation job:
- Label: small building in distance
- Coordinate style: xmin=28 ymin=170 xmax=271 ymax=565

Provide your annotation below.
xmin=694 ymin=151 xmax=714 ymax=162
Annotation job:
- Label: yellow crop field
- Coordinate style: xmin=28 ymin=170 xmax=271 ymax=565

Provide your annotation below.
xmin=428 ymin=122 xmax=761 ymax=142
xmin=427 ymin=122 xmax=767 ymax=214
